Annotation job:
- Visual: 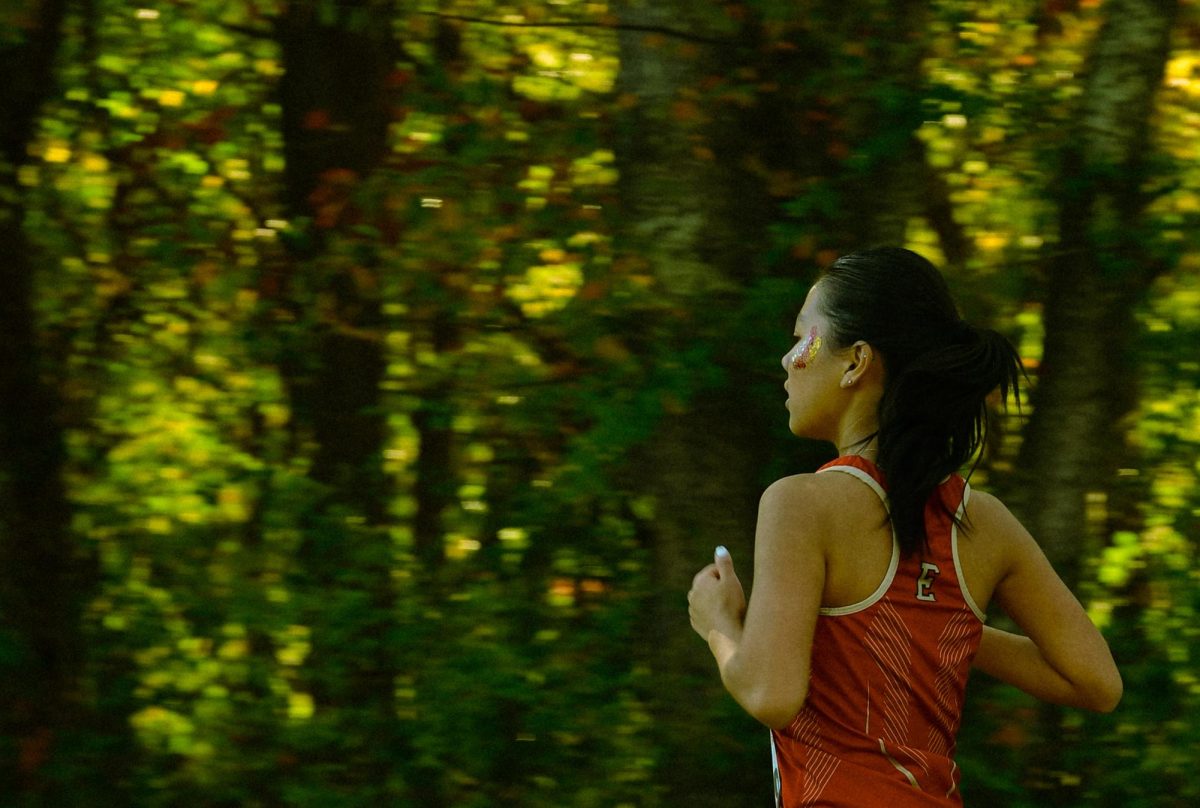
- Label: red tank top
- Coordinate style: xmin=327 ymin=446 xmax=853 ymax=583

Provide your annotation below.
xmin=771 ymin=456 xmax=984 ymax=807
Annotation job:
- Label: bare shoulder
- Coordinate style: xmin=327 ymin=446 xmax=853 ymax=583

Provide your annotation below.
xmin=963 ymin=488 xmax=1041 ymax=573
xmin=763 ymin=471 xmax=835 ymax=497
xmin=965 ymin=489 xmax=1029 ymax=540
xmin=750 ymin=474 xmax=839 ymax=591
xmin=761 ymin=471 xmax=862 ymax=515
xmin=758 ymin=471 xmax=875 ymax=545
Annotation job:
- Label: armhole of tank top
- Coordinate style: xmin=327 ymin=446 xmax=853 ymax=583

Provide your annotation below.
xmin=815 ymin=465 xmax=900 ymax=617
xmin=951 ymin=482 xmax=987 ymax=623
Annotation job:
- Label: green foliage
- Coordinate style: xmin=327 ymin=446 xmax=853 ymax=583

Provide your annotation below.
xmin=4 ymin=0 xmax=1199 ymax=805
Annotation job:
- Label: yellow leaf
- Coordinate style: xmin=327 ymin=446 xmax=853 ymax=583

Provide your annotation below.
xmin=287 ymin=691 xmax=314 ymax=720
xmin=218 ymin=485 xmax=249 ymax=522
xmin=44 ymin=143 xmax=72 ymax=163
xmin=218 ymin=639 xmax=248 ymax=659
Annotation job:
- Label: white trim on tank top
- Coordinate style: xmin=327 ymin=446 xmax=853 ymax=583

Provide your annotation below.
xmin=813 ymin=464 xmax=984 ymax=621
xmin=814 ymin=464 xmax=899 ymax=616
xmin=951 ymin=483 xmax=987 ymax=622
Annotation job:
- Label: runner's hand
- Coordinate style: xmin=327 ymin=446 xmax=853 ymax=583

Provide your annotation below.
xmin=688 ymin=546 xmax=746 ymax=641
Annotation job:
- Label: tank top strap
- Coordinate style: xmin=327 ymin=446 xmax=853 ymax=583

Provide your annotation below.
xmin=814 ymin=456 xmax=898 ymax=617
xmin=815 ymin=455 xmax=888 ymax=505
xmin=923 ymin=473 xmax=985 ymax=621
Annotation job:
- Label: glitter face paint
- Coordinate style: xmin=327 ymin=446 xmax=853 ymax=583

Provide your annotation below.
xmin=786 ymin=326 xmax=823 ymax=370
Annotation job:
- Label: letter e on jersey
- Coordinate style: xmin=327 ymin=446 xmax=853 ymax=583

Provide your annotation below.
xmin=916 ymin=561 xmax=940 ymax=602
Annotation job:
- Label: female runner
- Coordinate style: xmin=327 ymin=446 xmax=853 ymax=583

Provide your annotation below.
xmin=687 ymin=247 xmax=1122 ymax=807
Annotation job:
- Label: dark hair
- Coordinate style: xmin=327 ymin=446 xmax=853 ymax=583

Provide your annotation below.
xmin=815 ymin=247 xmax=1024 ymax=557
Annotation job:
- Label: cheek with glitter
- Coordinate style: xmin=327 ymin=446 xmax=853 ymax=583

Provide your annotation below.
xmin=789 ymin=326 xmax=823 ymax=370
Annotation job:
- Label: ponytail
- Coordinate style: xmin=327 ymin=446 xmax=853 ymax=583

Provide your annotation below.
xmin=876 ymin=323 xmax=1024 ymax=556
xmin=816 ymin=248 xmax=1026 ymax=557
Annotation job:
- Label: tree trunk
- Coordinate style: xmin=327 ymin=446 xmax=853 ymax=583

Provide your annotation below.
xmin=0 ymin=195 xmax=83 ymax=801
xmin=612 ymin=0 xmax=756 ymax=617
xmin=1012 ymin=1 xmax=1178 ymax=803
xmin=612 ymin=4 xmax=791 ymax=803
xmin=273 ymin=2 xmax=403 ymax=797
xmin=1016 ymin=0 xmax=1177 ymax=587
xmin=831 ymin=0 xmax=933 ymax=249
xmin=276 ymin=0 xmax=394 ymax=515
xmin=613 ymin=1 xmax=750 ymax=292
xmin=0 ymin=0 xmax=112 ymax=797
xmin=410 ymin=305 xmax=461 ymax=568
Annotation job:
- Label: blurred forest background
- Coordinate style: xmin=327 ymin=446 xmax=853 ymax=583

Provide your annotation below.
xmin=1 ymin=0 xmax=1198 ymax=805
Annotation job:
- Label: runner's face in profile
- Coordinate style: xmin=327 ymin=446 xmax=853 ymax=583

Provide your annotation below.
xmin=782 ymin=285 xmax=842 ymax=439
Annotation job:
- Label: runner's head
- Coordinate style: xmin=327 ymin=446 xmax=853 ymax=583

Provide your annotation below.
xmin=811 ymin=247 xmax=1024 ymax=555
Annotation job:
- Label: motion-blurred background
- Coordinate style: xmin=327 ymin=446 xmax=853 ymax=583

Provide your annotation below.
xmin=1 ymin=0 xmax=1197 ymax=805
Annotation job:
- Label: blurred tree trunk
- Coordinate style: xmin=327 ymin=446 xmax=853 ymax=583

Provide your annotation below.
xmin=408 ymin=312 xmax=459 ymax=569
xmin=1016 ymin=0 xmax=1177 ymax=588
xmin=611 ymin=2 xmax=755 ymax=608
xmin=0 ymin=0 xmax=110 ymax=798
xmin=1012 ymin=0 xmax=1178 ymax=803
xmin=826 ymin=0 xmax=932 ymax=249
xmin=612 ymin=3 xmax=776 ymax=803
xmin=276 ymin=0 xmax=393 ymax=518
xmin=403 ymin=17 xmax=470 ymax=571
xmin=272 ymin=1 xmax=406 ymax=797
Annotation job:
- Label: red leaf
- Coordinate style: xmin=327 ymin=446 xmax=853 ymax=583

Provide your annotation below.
xmin=303 ymin=109 xmax=331 ymax=130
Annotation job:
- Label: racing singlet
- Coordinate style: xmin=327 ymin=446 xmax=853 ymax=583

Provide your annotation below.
xmin=770 ymin=455 xmax=985 ymax=807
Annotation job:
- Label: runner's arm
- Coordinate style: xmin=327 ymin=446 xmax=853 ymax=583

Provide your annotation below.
xmin=970 ymin=492 xmax=1122 ymax=712
xmin=710 ymin=475 xmax=826 ymax=729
